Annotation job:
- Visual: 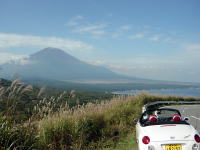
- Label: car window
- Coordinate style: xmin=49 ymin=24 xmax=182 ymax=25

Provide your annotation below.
xmin=154 ymin=109 xmax=180 ymax=118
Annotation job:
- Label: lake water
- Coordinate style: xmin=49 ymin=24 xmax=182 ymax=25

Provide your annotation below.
xmin=113 ymin=88 xmax=200 ymax=97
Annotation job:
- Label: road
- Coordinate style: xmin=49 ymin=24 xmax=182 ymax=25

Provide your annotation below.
xmin=165 ymin=105 xmax=200 ymax=132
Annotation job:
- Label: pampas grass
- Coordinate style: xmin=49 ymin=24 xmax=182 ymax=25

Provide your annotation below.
xmin=1 ymin=79 xmax=200 ymax=149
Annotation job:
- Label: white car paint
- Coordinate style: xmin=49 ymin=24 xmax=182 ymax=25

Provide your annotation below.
xmin=136 ymin=108 xmax=200 ymax=150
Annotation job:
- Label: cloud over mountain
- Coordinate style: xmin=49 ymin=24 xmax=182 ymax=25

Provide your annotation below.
xmin=0 ymin=33 xmax=93 ymax=52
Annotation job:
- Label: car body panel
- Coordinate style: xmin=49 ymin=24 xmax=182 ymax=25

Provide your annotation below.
xmin=136 ymin=104 xmax=200 ymax=150
xmin=138 ymin=124 xmax=195 ymax=141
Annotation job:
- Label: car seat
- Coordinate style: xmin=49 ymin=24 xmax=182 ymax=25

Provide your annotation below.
xmin=148 ymin=115 xmax=158 ymax=123
xmin=171 ymin=113 xmax=182 ymax=122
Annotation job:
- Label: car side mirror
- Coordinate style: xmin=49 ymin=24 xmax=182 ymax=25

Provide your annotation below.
xmin=184 ymin=117 xmax=189 ymax=121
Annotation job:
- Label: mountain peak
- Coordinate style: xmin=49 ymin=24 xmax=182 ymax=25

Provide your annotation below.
xmin=0 ymin=47 xmax=121 ymax=80
xmin=30 ymin=47 xmax=78 ymax=62
xmin=41 ymin=47 xmax=65 ymax=52
xmin=32 ymin=47 xmax=67 ymax=56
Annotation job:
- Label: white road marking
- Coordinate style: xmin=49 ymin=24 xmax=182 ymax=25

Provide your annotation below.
xmin=190 ymin=116 xmax=200 ymax=121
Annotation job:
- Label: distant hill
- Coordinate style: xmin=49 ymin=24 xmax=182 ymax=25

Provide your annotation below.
xmin=22 ymin=78 xmax=200 ymax=92
xmin=0 ymin=47 xmax=125 ymax=81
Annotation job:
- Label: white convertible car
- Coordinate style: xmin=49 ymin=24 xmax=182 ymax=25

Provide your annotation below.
xmin=136 ymin=101 xmax=200 ymax=150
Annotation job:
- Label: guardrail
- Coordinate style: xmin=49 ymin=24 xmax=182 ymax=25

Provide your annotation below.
xmin=190 ymin=116 xmax=200 ymax=133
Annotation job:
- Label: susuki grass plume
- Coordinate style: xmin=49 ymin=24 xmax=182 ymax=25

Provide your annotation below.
xmin=1 ymin=79 xmax=200 ymax=150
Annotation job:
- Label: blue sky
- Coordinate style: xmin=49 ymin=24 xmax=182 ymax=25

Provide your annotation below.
xmin=0 ymin=0 xmax=200 ymax=82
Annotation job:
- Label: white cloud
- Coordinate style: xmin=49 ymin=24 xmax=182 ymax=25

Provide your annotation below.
xmin=181 ymin=44 xmax=200 ymax=61
xmin=0 ymin=33 xmax=93 ymax=52
xmin=112 ymin=33 xmax=121 ymax=39
xmin=90 ymin=30 xmax=106 ymax=36
xmin=73 ymin=24 xmax=107 ymax=37
xmin=66 ymin=16 xmax=108 ymax=38
xmin=186 ymin=44 xmax=200 ymax=52
xmin=65 ymin=15 xmax=83 ymax=26
xmin=149 ymin=34 xmax=161 ymax=41
xmin=86 ymin=46 xmax=200 ymax=82
xmin=0 ymin=52 xmax=27 ymax=64
xmin=129 ymin=33 xmax=145 ymax=39
xmin=74 ymin=24 xmax=106 ymax=33
xmin=87 ymin=60 xmax=107 ymax=66
xmin=120 ymin=25 xmax=131 ymax=30
xmin=163 ymin=37 xmax=171 ymax=42
xmin=142 ymin=25 xmax=151 ymax=29
xmin=17 ymin=57 xmax=32 ymax=65
xmin=110 ymin=25 xmax=132 ymax=39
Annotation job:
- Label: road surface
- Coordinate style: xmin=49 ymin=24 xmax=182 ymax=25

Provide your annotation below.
xmin=165 ymin=105 xmax=200 ymax=132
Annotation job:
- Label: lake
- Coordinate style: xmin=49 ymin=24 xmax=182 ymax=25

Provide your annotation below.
xmin=113 ymin=88 xmax=200 ymax=97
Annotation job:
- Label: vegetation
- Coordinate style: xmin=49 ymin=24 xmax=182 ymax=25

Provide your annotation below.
xmin=0 ymin=79 xmax=200 ymax=150
xmin=24 ymin=78 xmax=200 ymax=92
xmin=0 ymin=78 xmax=113 ymax=122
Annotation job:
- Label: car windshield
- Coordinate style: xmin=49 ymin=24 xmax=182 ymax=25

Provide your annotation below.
xmin=140 ymin=108 xmax=189 ymax=126
xmin=156 ymin=109 xmax=178 ymax=118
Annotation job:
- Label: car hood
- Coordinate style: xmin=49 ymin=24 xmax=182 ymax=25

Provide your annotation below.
xmin=142 ymin=124 xmax=196 ymax=142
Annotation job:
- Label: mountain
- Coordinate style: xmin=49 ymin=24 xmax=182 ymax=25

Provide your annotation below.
xmin=1 ymin=48 xmax=199 ymax=92
xmin=0 ymin=47 xmax=124 ymax=81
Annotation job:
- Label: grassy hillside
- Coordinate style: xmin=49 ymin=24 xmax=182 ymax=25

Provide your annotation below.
xmin=0 ymin=79 xmax=113 ymax=122
xmin=36 ymin=94 xmax=200 ymax=150
xmin=0 ymin=80 xmax=200 ymax=150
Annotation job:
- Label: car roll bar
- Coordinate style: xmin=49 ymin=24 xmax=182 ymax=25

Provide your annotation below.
xmin=142 ymin=101 xmax=200 ymax=112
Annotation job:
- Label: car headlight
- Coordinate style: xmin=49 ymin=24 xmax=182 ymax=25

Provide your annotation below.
xmin=148 ymin=145 xmax=155 ymax=150
xmin=192 ymin=144 xmax=199 ymax=150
